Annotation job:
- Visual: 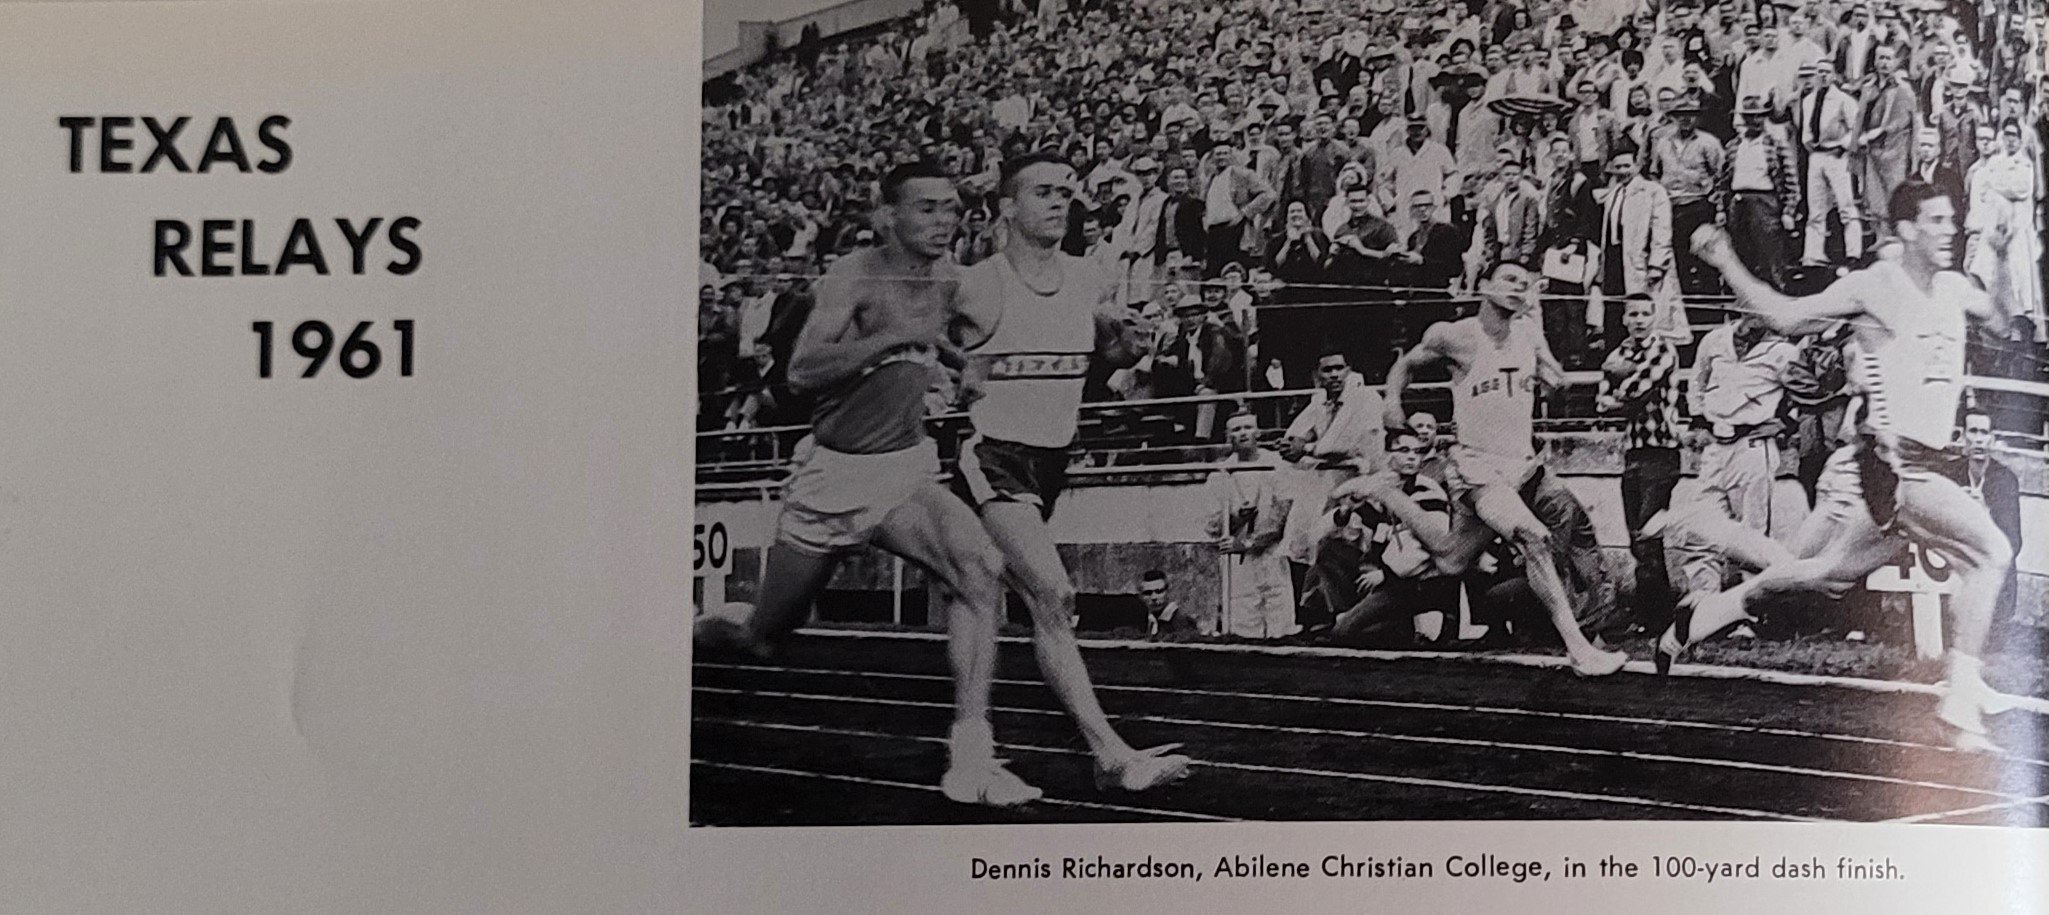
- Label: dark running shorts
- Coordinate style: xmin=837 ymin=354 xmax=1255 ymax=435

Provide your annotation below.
xmin=952 ymin=434 xmax=1071 ymax=521
xmin=1854 ymin=436 xmax=1967 ymax=529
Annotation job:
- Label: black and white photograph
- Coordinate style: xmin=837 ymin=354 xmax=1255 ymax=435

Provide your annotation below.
xmin=691 ymin=0 xmax=2049 ymax=828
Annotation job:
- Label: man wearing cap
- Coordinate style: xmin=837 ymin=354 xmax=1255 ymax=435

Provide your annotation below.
xmin=1795 ymin=59 xmax=1863 ymax=266
xmin=1940 ymin=68 xmax=1987 ymax=177
xmin=1718 ymin=95 xmax=1801 ymax=288
xmin=1651 ymin=89 xmax=1728 ymax=295
xmin=1857 ymin=44 xmax=1918 ymax=238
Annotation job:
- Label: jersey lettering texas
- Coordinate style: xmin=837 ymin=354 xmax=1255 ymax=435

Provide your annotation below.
xmin=987 ymin=352 xmax=1091 ymax=380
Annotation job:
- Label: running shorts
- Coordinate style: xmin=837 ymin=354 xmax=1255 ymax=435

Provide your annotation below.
xmin=951 ymin=433 xmax=1071 ymax=521
xmin=777 ymin=435 xmax=940 ymax=555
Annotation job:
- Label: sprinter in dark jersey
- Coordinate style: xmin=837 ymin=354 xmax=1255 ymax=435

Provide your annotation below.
xmin=694 ymin=162 xmax=1038 ymax=806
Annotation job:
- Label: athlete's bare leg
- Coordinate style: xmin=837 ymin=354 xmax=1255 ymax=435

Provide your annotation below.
xmin=695 ymin=543 xmax=838 ymax=657
xmin=1892 ymin=474 xmax=2014 ymax=746
xmin=868 ymin=485 xmax=1040 ymax=805
xmin=978 ymin=500 xmax=1190 ymax=790
xmin=1657 ymin=508 xmax=1897 ymax=673
xmin=1470 ymin=485 xmax=1628 ymax=675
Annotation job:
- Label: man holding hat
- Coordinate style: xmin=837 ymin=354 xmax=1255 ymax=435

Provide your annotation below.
xmin=1719 ymin=95 xmax=1801 ymax=288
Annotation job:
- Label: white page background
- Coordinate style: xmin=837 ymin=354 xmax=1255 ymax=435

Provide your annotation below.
xmin=0 ymin=1 xmax=690 ymax=910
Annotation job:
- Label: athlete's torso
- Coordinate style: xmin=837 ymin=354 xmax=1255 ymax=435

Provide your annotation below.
xmin=810 ymin=249 xmax=954 ymax=454
xmin=961 ymin=251 xmax=1103 ymax=449
xmin=1448 ymin=315 xmax=1540 ymax=460
xmin=1851 ymin=262 xmax=1976 ymax=449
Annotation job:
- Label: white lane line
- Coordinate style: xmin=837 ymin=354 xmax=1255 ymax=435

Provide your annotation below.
xmin=696 ymin=685 xmax=2002 ymax=803
xmin=788 ymin=627 xmax=2049 ymax=716
xmin=1883 ymin=793 xmax=2049 ymax=825
xmin=691 ymin=755 xmax=1234 ymax=823
xmin=699 ymin=716 xmax=1821 ymax=822
xmin=698 ymin=661 xmax=2049 ymax=769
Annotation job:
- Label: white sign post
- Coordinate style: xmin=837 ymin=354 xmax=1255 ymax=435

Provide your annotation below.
xmin=1864 ymin=542 xmax=1960 ymax=660
xmin=694 ymin=520 xmax=733 ymax=615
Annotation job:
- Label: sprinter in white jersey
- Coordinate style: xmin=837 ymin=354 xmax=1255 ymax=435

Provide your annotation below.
xmin=951 ymin=152 xmax=1192 ymax=792
xmin=694 ymin=162 xmax=1040 ymax=806
xmin=1383 ymin=263 xmax=1631 ymax=676
xmin=1678 ymin=182 xmax=2019 ymax=750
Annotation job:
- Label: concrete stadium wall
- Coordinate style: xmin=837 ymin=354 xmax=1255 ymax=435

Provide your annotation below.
xmin=705 ymin=0 xmax=922 ymax=77
xmin=695 ymin=432 xmax=2049 ymax=625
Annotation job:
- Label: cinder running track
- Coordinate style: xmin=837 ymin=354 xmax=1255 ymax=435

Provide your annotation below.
xmin=691 ymin=630 xmax=2049 ymax=827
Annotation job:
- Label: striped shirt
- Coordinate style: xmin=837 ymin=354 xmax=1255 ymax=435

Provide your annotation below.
xmin=1598 ymin=334 xmax=1682 ymax=451
xmin=1352 ymin=475 xmax=1451 ymax=580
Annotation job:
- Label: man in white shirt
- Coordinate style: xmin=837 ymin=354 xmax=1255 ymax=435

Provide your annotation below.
xmin=1681 ymin=315 xmax=1799 ymax=593
xmin=1278 ymin=347 xmax=1387 ymax=630
xmin=1379 ymin=116 xmax=1459 ymax=232
xmin=1796 ymin=60 xmax=1864 ymax=265
xmin=1205 ymin=412 xmax=1298 ymax=639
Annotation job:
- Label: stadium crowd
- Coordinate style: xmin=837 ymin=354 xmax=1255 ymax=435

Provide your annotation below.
xmin=697 ymin=0 xmax=2048 ymax=645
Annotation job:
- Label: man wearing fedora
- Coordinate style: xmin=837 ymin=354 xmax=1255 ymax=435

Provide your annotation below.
xmin=1718 ymin=95 xmax=1800 ymax=289
xmin=1649 ymin=87 xmax=1726 ymax=295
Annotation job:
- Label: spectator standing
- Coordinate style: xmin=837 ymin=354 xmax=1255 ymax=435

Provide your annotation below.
xmin=1481 ymin=157 xmax=1544 ymax=271
xmin=1592 ymin=149 xmax=1681 ymax=352
xmin=1857 ymin=44 xmax=1919 ymax=239
xmin=1796 ymin=60 xmax=1864 ymax=266
xmin=1204 ymin=141 xmax=1280 ymax=275
xmin=1649 ymin=89 xmax=1726 ymax=295
xmin=1717 ymin=95 xmax=1801 ymax=289
xmin=1205 ymin=412 xmax=1298 ymax=639
xmin=1596 ymin=295 xmax=1683 ymax=631
xmin=1682 ymin=315 xmax=1798 ymax=594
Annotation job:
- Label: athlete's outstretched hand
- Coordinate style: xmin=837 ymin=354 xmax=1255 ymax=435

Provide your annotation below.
xmin=1690 ymin=225 xmax=1736 ymax=271
xmin=1382 ymin=400 xmax=1409 ymax=432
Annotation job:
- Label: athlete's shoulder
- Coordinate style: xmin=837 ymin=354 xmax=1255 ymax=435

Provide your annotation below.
xmin=821 ymin=248 xmax=880 ymax=281
xmin=1935 ymin=268 xmax=1992 ymax=307
xmin=1060 ymin=252 xmax=1113 ymax=293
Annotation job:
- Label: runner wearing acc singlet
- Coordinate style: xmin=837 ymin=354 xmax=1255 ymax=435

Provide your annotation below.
xmin=694 ymin=162 xmax=1041 ymax=807
xmin=1383 ymin=262 xmax=1631 ymax=677
xmin=949 ymin=152 xmax=1192 ymax=793
xmin=1677 ymin=183 xmax=2020 ymax=751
